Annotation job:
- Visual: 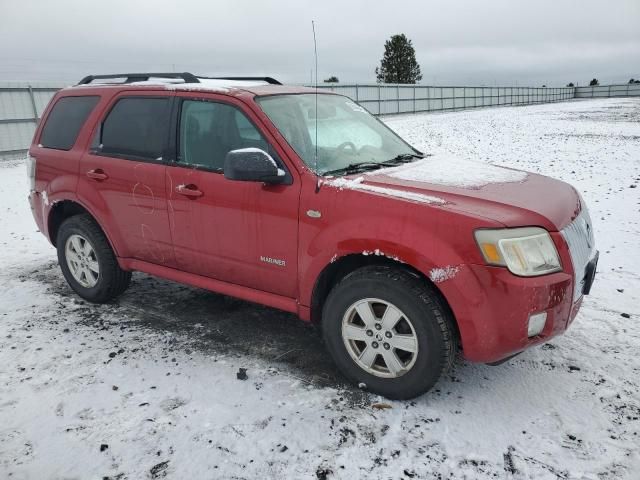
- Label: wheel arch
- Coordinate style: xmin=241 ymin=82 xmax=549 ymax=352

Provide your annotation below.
xmin=48 ymin=200 xmax=120 ymax=258
xmin=309 ymin=254 xmax=461 ymax=344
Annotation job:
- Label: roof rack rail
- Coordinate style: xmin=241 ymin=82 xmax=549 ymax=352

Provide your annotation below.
xmin=77 ymin=72 xmax=199 ymax=85
xmin=201 ymin=76 xmax=282 ymax=85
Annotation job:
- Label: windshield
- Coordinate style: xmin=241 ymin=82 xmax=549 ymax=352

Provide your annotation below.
xmin=256 ymin=94 xmax=420 ymax=176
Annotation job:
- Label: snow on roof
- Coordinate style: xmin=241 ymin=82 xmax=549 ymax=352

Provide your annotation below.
xmin=327 ymin=176 xmax=446 ymax=205
xmin=75 ymin=78 xmax=271 ymax=93
xmin=166 ymin=78 xmax=272 ymax=92
xmin=373 ymin=154 xmax=528 ymax=189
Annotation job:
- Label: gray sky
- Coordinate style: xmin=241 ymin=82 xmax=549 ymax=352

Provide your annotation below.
xmin=1 ymin=0 xmax=638 ymax=86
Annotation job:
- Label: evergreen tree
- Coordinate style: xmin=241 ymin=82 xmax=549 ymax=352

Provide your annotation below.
xmin=324 ymin=76 xmax=339 ymax=83
xmin=589 ymin=78 xmax=599 ymax=86
xmin=375 ymin=34 xmax=422 ymax=84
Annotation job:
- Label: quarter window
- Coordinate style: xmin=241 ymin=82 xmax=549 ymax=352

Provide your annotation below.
xmin=179 ymin=100 xmax=272 ymax=171
xmin=40 ymin=96 xmax=99 ymax=150
xmin=98 ymin=97 xmax=170 ymax=160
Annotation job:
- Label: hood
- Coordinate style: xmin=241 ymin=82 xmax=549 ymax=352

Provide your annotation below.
xmin=354 ymin=155 xmax=581 ymax=231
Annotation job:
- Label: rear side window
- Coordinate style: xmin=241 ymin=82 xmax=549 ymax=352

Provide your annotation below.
xmin=98 ymin=97 xmax=170 ymax=160
xmin=40 ymin=96 xmax=99 ymax=150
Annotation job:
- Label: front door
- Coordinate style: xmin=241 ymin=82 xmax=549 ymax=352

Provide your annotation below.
xmin=166 ymin=95 xmax=300 ymax=298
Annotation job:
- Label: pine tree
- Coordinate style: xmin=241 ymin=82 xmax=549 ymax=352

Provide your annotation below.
xmin=589 ymin=78 xmax=599 ymax=86
xmin=375 ymin=34 xmax=422 ymax=84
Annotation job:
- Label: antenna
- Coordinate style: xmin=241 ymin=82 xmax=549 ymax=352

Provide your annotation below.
xmin=312 ymin=20 xmax=320 ymax=193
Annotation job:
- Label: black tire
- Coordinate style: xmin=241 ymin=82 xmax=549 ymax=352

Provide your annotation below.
xmin=56 ymin=214 xmax=131 ymax=303
xmin=322 ymin=266 xmax=457 ymax=400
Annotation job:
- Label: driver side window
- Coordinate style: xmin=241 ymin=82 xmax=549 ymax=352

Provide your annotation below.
xmin=179 ymin=100 xmax=272 ymax=171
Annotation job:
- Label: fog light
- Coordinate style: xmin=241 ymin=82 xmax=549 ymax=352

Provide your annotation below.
xmin=528 ymin=312 xmax=547 ymax=337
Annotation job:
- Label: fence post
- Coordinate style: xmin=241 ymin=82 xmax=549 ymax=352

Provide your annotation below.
xmin=426 ymin=84 xmax=430 ymax=112
xmin=27 ymin=86 xmax=39 ymax=122
xmin=397 ymin=84 xmax=400 ymax=114
xmin=355 ymin=84 xmax=359 ymax=103
xmin=378 ymin=84 xmax=381 ymax=115
xmin=413 ymin=85 xmax=416 ymax=113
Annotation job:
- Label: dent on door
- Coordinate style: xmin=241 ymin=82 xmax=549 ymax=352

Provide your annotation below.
xmin=129 ymin=162 xmax=170 ymax=264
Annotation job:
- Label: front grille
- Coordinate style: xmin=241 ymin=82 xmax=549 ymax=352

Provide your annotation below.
xmin=561 ymin=206 xmax=596 ymax=301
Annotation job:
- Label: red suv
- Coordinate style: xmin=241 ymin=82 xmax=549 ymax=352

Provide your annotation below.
xmin=27 ymin=73 xmax=598 ymax=399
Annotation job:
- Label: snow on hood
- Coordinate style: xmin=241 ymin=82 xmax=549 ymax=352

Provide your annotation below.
xmin=327 ymin=176 xmax=446 ymax=205
xmin=372 ymin=154 xmax=528 ymax=189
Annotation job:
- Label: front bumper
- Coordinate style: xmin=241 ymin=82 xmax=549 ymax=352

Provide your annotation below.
xmin=440 ymin=252 xmax=596 ymax=363
xmin=449 ymin=264 xmax=580 ymax=363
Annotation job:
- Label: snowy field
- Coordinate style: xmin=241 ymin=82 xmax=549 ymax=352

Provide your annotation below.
xmin=1 ymin=97 xmax=639 ymax=479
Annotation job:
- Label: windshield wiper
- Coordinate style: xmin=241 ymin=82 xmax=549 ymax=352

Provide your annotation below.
xmin=322 ymin=154 xmax=424 ymax=177
xmin=323 ymin=162 xmax=386 ymax=176
xmin=386 ymin=153 xmax=424 ymax=164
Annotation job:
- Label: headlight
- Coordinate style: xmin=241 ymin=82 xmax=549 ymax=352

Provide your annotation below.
xmin=474 ymin=227 xmax=561 ymax=277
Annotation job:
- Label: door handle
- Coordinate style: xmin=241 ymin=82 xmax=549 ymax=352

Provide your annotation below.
xmin=175 ymin=184 xmax=203 ymax=198
xmin=86 ymin=169 xmax=108 ymax=181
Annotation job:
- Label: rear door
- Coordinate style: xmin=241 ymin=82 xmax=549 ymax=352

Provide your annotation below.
xmin=77 ymin=91 xmax=175 ymax=266
xmin=165 ymin=93 xmax=300 ymax=298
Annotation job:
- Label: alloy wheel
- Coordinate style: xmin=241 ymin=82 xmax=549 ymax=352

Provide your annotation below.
xmin=65 ymin=234 xmax=100 ymax=288
xmin=341 ymin=298 xmax=419 ymax=378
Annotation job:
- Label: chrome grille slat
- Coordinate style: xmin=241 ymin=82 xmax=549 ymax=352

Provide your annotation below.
xmin=561 ymin=206 xmax=596 ymax=301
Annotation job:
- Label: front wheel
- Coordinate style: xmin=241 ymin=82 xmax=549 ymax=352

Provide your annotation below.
xmin=322 ymin=266 xmax=457 ymax=400
xmin=57 ymin=214 xmax=131 ymax=303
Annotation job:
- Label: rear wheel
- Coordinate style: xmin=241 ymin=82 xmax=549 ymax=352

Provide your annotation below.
xmin=322 ymin=266 xmax=457 ymax=399
xmin=57 ymin=214 xmax=131 ymax=303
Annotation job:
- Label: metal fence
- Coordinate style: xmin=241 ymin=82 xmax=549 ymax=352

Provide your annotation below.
xmin=313 ymin=84 xmax=575 ymax=115
xmin=1 ymin=81 xmax=640 ymax=160
xmin=574 ymin=83 xmax=640 ymax=98
xmin=0 ymin=82 xmax=62 ymax=161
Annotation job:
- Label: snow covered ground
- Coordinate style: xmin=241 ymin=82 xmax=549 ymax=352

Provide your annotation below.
xmin=1 ymin=98 xmax=639 ymax=479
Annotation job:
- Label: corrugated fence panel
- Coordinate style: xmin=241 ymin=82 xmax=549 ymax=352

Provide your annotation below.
xmin=0 ymin=83 xmax=62 ymax=160
xmin=575 ymin=84 xmax=640 ymax=98
xmin=0 ymin=122 xmax=37 ymax=152
xmin=399 ymin=86 xmax=413 ymax=100
xmin=314 ymin=83 xmax=638 ymax=116
xmin=0 ymin=90 xmax=34 ymax=120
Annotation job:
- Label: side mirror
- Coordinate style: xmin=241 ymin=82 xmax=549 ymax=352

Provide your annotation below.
xmin=224 ymin=148 xmax=285 ymax=184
